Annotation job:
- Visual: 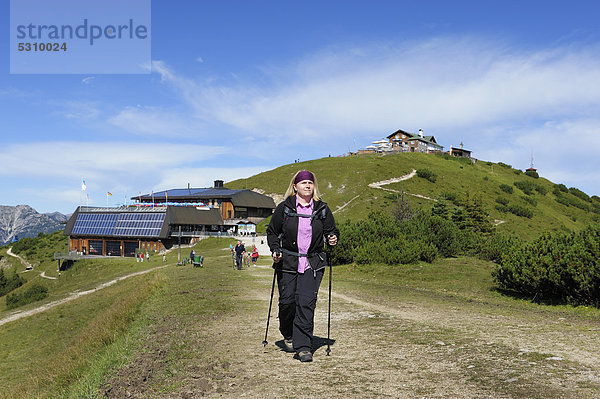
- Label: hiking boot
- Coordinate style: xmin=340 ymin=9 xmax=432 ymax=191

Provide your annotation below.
xmin=283 ymin=339 xmax=294 ymax=352
xmin=298 ymin=351 xmax=313 ymax=362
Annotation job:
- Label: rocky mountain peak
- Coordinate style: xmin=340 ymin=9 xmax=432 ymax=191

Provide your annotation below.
xmin=0 ymin=205 xmax=66 ymax=245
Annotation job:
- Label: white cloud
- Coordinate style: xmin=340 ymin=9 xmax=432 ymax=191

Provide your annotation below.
xmin=108 ymin=105 xmax=199 ymax=136
xmin=139 ymin=38 xmax=600 ymax=194
xmin=55 ymin=100 xmax=101 ymax=120
xmin=475 ymin=118 xmax=600 ymax=195
xmin=153 ymin=39 xmax=600 ymax=144
xmin=154 ymin=166 xmax=271 ymax=191
xmin=0 ymin=141 xmax=228 ymax=180
xmin=0 ymin=141 xmax=239 ymax=213
xmin=151 ymin=39 xmax=600 ymax=146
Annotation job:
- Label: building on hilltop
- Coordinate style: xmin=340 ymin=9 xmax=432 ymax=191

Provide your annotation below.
xmin=386 ymin=128 xmax=443 ymax=153
xmin=448 ymin=142 xmax=472 ymax=158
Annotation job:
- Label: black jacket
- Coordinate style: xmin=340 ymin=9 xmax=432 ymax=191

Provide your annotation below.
xmin=266 ymin=195 xmax=339 ymax=273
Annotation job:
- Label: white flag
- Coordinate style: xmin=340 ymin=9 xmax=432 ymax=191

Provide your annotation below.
xmin=81 ymin=178 xmax=87 ymax=191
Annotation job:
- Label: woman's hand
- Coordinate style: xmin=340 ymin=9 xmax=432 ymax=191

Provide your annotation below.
xmin=328 ymin=234 xmax=338 ymax=246
xmin=272 ymin=252 xmax=282 ymax=263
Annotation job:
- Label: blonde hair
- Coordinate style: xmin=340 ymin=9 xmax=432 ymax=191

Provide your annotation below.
xmin=284 ymin=170 xmax=321 ymax=201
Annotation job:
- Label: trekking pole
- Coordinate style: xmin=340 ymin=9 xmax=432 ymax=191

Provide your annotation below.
xmin=326 ymin=262 xmax=333 ymax=356
xmin=262 ymin=266 xmax=277 ymax=347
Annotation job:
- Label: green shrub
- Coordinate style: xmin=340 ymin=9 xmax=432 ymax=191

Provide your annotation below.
xmin=441 ymin=191 xmax=460 ymax=206
xmin=521 ymin=196 xmax=537 ymax=207
xmin=569 ymin=187 xmax=591 ymax=203
xmin=458 ymin=157 xmax=473 ymax=166
xmin=499 ymin=184 xmax=513 ymax=194
xmin=431 ymin=198 xmax=450 ymax=219
xmin=493 ymin=225 xmax=600 ymax=306
xmin=514 ymin=180 xmax=535 ymax=195
xmin=554 ymin=192 xmax=591 ymax=212
xmin=525 ymin=170 xmax=539 ymax=178
xmin=397 ymin=240 xmax=422 ymax=264
xmin=507 ymin=204 xmax=534 ymax=218
xmin=534 ymin=184 xmax=548 ymax=195
xmin=416 ymin=168 xmax=437 ymax=183
xmin=331 ymin=203 xmax=497 ymax=267
xmin=401 ymin=213 xmax=461 ymax=258
xmin=331 ymin=211 xmax=462 ymax=265
xmin=498 ymin=162 xmax=512 ymax=169
xmin=478 ymin=233 xmax=521 ymax=263
xmin=11 ymin=231 xmax=68 ymax=263
xmin=6 ymin=283 xmax=48 ymax=309
xmin=555 ymin=183 xmax=568 ymax=193
xmin=0 ymin=269 xmax=26 ymax=297
xmin=495 ymin=204 xmax=508 ymax=213
xmin=419 ymin=243 xmax=438 ymax=263
xmin=495 ymin=197 xmax=509 ymax=206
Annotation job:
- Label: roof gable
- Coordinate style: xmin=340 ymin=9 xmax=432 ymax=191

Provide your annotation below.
xmin=386 ymin=129 xmax=414 ymax=139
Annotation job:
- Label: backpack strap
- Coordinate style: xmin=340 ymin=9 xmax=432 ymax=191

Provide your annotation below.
xmin=283 ymin=204 xmax=327 ymax=222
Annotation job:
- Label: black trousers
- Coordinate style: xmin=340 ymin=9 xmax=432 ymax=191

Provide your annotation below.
xmin=276 ymin=268 xmax=324 ymax=353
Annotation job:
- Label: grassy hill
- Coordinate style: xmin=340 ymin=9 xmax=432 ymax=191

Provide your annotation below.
xmin=1 ymin=238 xmax=599 ymax=397
xmin=226 ymin=152 xmax=600 ymax=240
xmin=2 ymin=154 xmax=600 ymax=396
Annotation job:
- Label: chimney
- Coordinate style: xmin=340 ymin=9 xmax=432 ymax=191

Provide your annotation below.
xmin=418 ymin=129 xmax=424 ymax=138
xmin=214 ymin=180 xmax=224 ymax=188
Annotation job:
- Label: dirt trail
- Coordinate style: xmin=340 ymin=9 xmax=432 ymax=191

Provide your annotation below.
xmin=101 ymin=260 xmax=600 ymax=399
xmin=368 ymin=169 xmax=436 ymax=201
xmin=6 ymin=247 xmax=33 ymax=269
xmin=0 ymin=264 xmax=169 ymax=328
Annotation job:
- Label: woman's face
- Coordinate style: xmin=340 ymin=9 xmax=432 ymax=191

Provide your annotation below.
xmin=294 ymin=179 xmax=314 ymax=198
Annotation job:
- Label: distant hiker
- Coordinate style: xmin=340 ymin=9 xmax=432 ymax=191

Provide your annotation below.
xmin=163 ymin=253 xmax=166 ymax=262
xmin=235 ymin=241 xmax=245 ymax=270
xmin=251 ymin=246 xmax=259 ymax=265
xmin=266 ymin=170 xmax=339 ymax=363
xmin=190 ymin=249 xmax=195 ymax=264
xmin=146 ymin=252 xmax=150 ymax=262
xmin=140 ymin=252 xmax=144 ymax=262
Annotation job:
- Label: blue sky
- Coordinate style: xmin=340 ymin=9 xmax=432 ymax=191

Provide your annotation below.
xmin=1 ymin=0 xmax=600 ymax=214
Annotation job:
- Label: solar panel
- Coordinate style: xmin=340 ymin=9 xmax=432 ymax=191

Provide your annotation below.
xmin=114 ymin=212 xmax=164 ymax=237
xmin=72 ymin=213 xmax=118 ymax=236
xmin=71 ymin=212 xmax=165 ymax=237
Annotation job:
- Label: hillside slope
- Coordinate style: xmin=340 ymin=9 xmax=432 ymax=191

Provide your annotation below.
xmin=227 ymin=152 xmax=599 ymax=240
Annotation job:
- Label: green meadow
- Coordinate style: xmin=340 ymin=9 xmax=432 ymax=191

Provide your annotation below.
xmin=228 ymin=152 xmax=598 ymax=239
xmin=1 ymin=153 xmax=600 ymax=397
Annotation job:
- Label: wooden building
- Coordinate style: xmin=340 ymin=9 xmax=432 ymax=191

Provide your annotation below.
xmin=448 ymin=143 xmax=472 ymax=158
xmin=134 ymin=180 xmax=276 ymax=233
xmin=386 ymin=128 xmax=443 ymax=153
xmin=63 ymin=205 xmax=223 ymax=257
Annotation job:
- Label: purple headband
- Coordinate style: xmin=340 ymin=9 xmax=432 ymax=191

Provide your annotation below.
xmin=294 ymin=171 xmax=314 ymax=184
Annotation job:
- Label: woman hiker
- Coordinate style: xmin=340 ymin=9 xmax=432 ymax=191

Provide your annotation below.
xmin=266 ymin=170 xmax=339 ymax=362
